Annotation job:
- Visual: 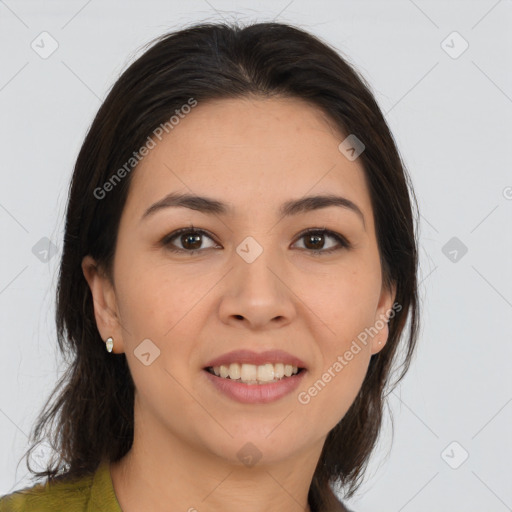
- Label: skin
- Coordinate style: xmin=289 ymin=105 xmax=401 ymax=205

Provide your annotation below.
xmin=82 ymin=96 xmax=396 ymax=512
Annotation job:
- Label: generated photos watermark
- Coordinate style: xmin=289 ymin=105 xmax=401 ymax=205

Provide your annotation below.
xmin=93 ymin=97 xmax=198 ymax=200
xmin=297 ymin=301 xmax=402 ymax=405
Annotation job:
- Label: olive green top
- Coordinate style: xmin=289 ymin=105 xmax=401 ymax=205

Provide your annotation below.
xmin=0 ymin=461 xmax=352 ymax=512
xmin=0 ymin=460 xmax=122 ymax=512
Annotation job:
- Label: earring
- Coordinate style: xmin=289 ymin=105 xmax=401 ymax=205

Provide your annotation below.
xmin=105 ymin=337 xmax=114 ymax=353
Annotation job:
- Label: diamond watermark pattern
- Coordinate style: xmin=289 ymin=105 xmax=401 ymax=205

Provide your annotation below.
xmin=236 ymin=236 xmax=263 ymax=264
xmin=441 ymin=31 xmax=469 ymax=59
xmin=134 ymin=338 xmax=161 ymax=366
xmin=31 ymin=31 xmax=59 ymax=59
xmin=338 ymin=134 xmax=365 ymax=161
xmin=441 ymin=441 xmax=469 ymax=469
xmin=442 ymin=236 xmax=468 ymax=263
xmin=236 ymin=442 xmax=262 ymax=467
xmin=32 ymin=237 xmax=58 ymax=262
xmin=29 ymin=441 xmax=53 ymax=472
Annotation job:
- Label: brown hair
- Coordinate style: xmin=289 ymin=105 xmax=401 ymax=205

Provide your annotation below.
xmin=20 ymin=21 xmax=420 ymax=511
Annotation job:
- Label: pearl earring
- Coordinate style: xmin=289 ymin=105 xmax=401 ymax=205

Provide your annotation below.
xmin=105 ymin=337 xmax=114 ymax=353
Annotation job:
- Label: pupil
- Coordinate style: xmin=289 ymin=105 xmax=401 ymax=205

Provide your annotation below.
xmin=183 ymin=233 xmax=201 ymax=249
xmin=307 ymin=234 xmax=323 ymax=249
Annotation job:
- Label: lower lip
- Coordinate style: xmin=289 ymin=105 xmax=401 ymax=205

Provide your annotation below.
xmin=203 ymin=368 xmax=307 ymax=404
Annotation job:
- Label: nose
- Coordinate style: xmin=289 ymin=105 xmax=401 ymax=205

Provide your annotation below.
xmin=218 ymin=245 xmax=297 ymax=330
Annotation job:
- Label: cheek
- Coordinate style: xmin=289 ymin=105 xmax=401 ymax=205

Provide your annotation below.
xmin=299 ymin=265 xmax=378 ymax=426
xmin=113 ymin=265 xmax=201 ymax=419
xmin=319 ymin=281 xmax=378 ymax=390
xmin=297 ymin=363 xmax=369 ymax=448
xmin=301 ymin=261 xmax=381 ymax=335
xmin=113 ymin=253 xmax=208 ymax=369
xmin=299 ymin=338 xmax=372 ymax=435
xmin=114 ymin=251 xmax=205 ymax=337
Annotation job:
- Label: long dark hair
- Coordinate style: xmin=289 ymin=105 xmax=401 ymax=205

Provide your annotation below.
xmin=19 ymin=21 xmax=420 ymax=511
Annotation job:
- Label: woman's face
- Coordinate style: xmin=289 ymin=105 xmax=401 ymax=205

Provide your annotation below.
xmin=83 ymin=96 xmax=395 ymax=468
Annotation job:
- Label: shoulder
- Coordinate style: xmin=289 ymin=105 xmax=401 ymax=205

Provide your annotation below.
xmin=0 ymin=470 xmax=94 ymax=512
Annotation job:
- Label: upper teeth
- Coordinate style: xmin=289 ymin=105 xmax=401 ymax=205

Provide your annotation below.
xmin=210 ymin=363 xmax=299 ymax=382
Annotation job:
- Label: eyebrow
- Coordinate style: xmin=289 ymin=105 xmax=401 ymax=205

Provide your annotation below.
xmin=141 ymin=192 xmax=366 ymax=229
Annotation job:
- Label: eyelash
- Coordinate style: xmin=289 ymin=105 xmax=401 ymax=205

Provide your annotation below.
xmin=160 ymin=226 xmax=351 ymax=256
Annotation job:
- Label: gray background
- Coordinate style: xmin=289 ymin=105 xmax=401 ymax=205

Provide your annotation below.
xmin=1 ymin=1 xmax=511 ymax=510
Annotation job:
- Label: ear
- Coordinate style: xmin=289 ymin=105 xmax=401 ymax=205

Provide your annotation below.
xmin=81 ymin=255 xmax=125 ymax=353
xmin=370 ymin=281 xmax=397 ymax=355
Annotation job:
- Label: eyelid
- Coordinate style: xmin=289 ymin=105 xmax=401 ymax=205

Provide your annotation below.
xmin=161 ymin=226 xmax=219 ymax=250
xmin=292 ymin=227 xmax=351 ymax=250
xmin=161 ymin=226 xmax=351 ymax=254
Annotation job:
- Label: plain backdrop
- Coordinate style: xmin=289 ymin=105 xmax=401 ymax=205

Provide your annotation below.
xmin=1 ymin=1 xmax=511 ymax=511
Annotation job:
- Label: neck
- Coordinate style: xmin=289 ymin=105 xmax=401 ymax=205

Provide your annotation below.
xmin=110 ymin=419 xmax=324 ymax=512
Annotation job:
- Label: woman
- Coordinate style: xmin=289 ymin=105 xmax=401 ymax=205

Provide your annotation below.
xmin=0 ymin=21 xmax=419 ymax=512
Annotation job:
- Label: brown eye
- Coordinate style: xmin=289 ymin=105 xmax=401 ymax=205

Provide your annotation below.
xmin=161 ymin=226 xmax=350 ymax=256
xmin=292 ymin=229 xmax=350 ymax=255
xmin=162 ymin=228 xmax=218 ymax=254
xmin=178 ymin=232 xmax=202 ymax=250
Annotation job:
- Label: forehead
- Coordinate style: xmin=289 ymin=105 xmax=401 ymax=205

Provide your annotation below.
xmin=123 ymin=96 xmax=372 ymax=224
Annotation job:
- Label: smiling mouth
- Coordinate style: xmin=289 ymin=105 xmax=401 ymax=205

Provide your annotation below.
xmin=205 ymin=364 xmax=305 ymax=385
